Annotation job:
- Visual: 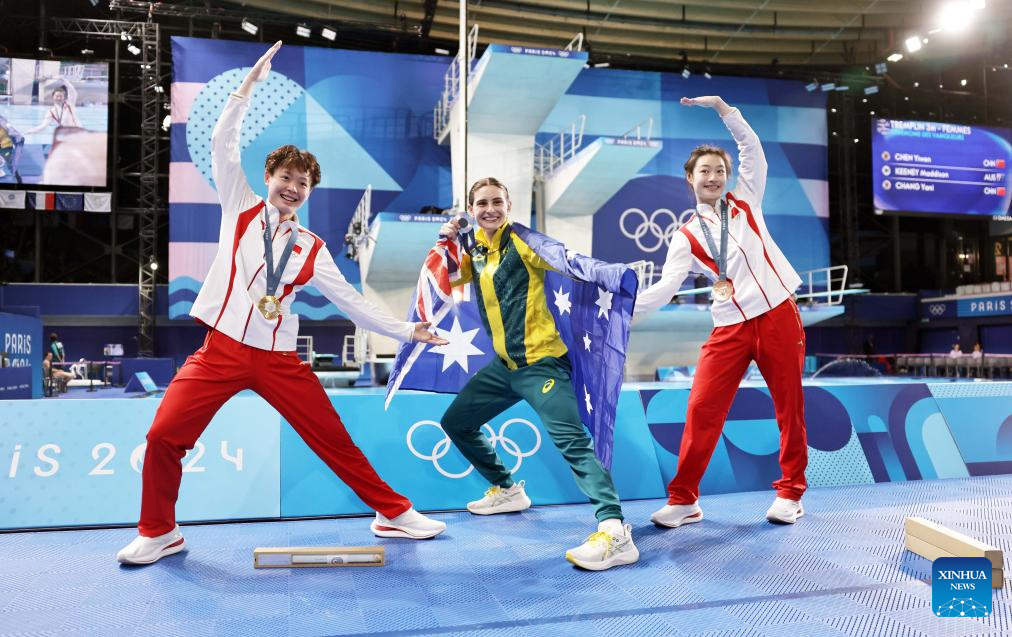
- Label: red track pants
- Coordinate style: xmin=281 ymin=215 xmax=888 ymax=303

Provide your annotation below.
xmin=668 ymin=298 xmax=808 ymax=504
xmin=138 ymin=329 xmax=411 ymax=537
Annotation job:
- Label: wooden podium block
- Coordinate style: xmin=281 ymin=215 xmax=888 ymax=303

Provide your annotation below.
xmin=904 ymin=517 xmax=1003 ymax=589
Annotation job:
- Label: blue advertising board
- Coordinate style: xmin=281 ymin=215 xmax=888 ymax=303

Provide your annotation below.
xmin=0 ymin=395 xmax=280 ymax=529
xmin=0 ymin=310 xmax=42 ymax=399
xmin=280 ymin=389 xmax=664 ymax=517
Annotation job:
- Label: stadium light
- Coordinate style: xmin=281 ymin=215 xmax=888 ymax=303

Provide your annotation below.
xmin=936 ymin=2 xmax=975 ymax=32
xmin=820 ymin=82 xmax=835 ymax=91
xmin=960 ymin=78 xmax=968 ymax=86
xmin=806 ymin=81 xmax=818 ymax=92
xmin=296 ymin=24 xmax=311 ymax=38
xmin=681 ymin=67 xmax=691 ymax=79
xmin=126 ymin=44 xmax=141 ymax=56
xmin=321 ymin=26 xmax=337 ymax=41
xmin=835 ymin=85 xmax=849 ymax=91
xmin=887 ymin=53 xmax=903 ymax=62
xmin=864 ymin=86 xmax=880 ymax=95
xmin=875 ymin=62 xmax=889 ymax=74
xmin=905 ymin=35 xmax=923 ymax=53
xmin=434 ymin=48 xmax=450 ymax=55
xmin=593 ymin=62 xmax=610 ymax=68
xmin=241 ymin=19 xmax=258 ymax=36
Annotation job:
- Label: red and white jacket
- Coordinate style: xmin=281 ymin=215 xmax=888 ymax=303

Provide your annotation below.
xmin=189 ymin=94 xmax=414 ymax=351
xmin=636 ymin=107 xmax=802 ymax=327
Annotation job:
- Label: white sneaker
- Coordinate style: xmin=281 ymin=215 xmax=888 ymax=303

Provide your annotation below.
xmin=565 ymin=523 xmax=639 ymax=571
xmin=766 ymin=497 xmax=804 ymax=524
xmin=466 ymin=480 xmax=532 ymax=515
xmin=370 ymin=508 xmax=446 ymax=539
xmin=116 ymin=525 xmax=186 ymax=565
xmin=650 ymin=501 xmax=704 ymax=528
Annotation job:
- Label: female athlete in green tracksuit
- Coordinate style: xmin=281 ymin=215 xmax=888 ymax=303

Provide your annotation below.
xmin=436 ymin=176 xmax=638 ymax=571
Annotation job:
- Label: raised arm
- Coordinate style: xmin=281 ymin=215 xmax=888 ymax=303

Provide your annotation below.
xmin=681 ymin=95 xmax=767 ymax=203
xmin=634 ymin=231 xmax=693 ymax=316
xmin=210 ymin=41 xmax=281 ymax=218
xmin=311 ymin=245 xmax=447 ymax=345
xmin=60 ymin=78 xmax=78 ymax=109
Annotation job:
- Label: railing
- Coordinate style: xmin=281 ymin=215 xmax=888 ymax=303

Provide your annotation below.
xmin=629 ymin=263 xmax=852 ymax=306
xmin=622 ymin=117 xmax=653 ymax=142
xmin=295 ymin=335 xmax=314 ymax=366
xmin=627 ymin=260 xmax=656 ymax=291
xmin=433 ymin=23 xmax=480 ymax=141
xmin=343 ymin=185 xmax=372 ymax=262
xmin=341 ymin=329 xmax=370 ymax=367
xmin=795 ymin=265 xmax=849 ymax=305
xmin=565 ymin=32 xmax=584 ymax=52
xmin=533 ymin=114 xmax=586 ymax=178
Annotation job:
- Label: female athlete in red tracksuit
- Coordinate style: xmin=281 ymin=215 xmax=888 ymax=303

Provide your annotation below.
xmin=116 ymin=42 xmax=448 ymax=565
xmin=636 ymin=95 xmax=808 ymax=527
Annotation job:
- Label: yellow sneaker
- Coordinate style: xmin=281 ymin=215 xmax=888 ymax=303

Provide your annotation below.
xmin=565 ymin=524 xmax=639 ymax=571
xmin=466 ymin=480 xmax=531 ymax=515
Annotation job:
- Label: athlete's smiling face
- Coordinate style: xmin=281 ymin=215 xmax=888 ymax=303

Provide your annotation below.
xmin=468 ymin=184 xmax=510 ymax=235
xmin=264 ymin=165 xmax=311 ymax=219
xmin=687 ymin=153 xmax=728 ymax=207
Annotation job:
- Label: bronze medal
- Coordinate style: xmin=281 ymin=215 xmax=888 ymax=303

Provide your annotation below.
xmin=712 ymin=280 xmax=734 ymax=302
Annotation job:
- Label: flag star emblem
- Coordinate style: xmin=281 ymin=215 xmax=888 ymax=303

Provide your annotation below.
xmin=595 ymin=288 xmax=613 ymax=319
xmin=428 ymin=317 xmax=484 ymax=372
xmin=584 ymin=385 xmax=593 ymax=414
xmin=553 ymin=287 xmax=572 ymax=315
xmin=583 ymin=332 xmax=592 ymax=351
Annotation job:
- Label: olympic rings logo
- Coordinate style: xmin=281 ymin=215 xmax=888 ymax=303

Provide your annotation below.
xmin=619 ymin=207 xmax=695 ymax=252
xmin=406 ymin=418 xmax=542 ymax=479
xmin=929 ymin=304 xmax=947 ymax=316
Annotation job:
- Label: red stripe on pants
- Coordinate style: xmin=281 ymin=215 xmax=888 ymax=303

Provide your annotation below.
xmin=667 ymin=298 xmax=808 ymax=504
xmin=138 ymin=329 xmax=411 ymax=536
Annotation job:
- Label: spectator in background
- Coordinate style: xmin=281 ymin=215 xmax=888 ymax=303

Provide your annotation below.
xmin=862 ymin=334 xmax=876 ymax=357
xmin=43 ymin=352 xmax=73 ymax=394
xmin=948 ymin=343 xmax=963 ymax=358
xmin=971 ymin=342 xmax=983 ymax=359
xmin=49 ymin=333 xmax=66 ymax=363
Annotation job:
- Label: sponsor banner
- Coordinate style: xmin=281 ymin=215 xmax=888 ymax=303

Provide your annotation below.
xmin=957 ymin=294 xmax=1012 ymax=317
xmin=1 ymin=311 xmax=42 ymax=398
xmin=0 ymin=396 xmax=280 ymax=529
xmin=280 ymin=388 xmax=663 ymax=517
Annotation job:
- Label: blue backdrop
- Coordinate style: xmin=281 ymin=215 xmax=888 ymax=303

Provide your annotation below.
xmin=169 ymin=38 xmax=829 ymax=321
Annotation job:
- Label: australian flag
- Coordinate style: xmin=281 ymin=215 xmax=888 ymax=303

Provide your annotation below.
xmin=385 ymin=222 xmax=638 ymax=469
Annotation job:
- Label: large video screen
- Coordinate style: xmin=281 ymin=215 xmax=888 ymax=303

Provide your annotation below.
xmin=872 ymin=118 xmax=1011 ymax=218
xmin=0 ymin=58 xmax=109 ymax=187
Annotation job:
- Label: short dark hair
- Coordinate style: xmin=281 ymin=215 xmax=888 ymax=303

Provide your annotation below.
xmin=52 ymin=86 xmax=67 ymax=97
xmin=50 ymin=333 xmax=59 ymax=341
xmin=265 ymin=145 xmax=321 ymax=188
xmin=684 ymin=144 xmax=733 ymax=176
xmin=468 ymin=177 xmax=510 ymax=205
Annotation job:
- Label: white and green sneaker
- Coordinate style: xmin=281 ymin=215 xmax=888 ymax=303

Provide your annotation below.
xmin=466 ymin=480 xmax=532 ymax=515
xmin=565 ymin=523 xmax=639 ymax=571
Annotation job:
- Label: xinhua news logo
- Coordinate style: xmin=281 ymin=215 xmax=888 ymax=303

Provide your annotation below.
xmin=932 ymin=557 xmax=992 ymax=618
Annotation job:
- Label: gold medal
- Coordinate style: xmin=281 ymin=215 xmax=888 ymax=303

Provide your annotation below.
xmin=712 ymin=280 xmax=734 ymax=302
xmin=257 ymin=295 xmax=281 ymax=320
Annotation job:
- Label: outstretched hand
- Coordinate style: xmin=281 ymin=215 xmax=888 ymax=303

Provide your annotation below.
xmin=237 ymin=41 xmax=282 ymax=97
xmin=412 ymin=321 xmax=449 ymax=345
xmin=680 ymin=95 xmax=732 ymax=116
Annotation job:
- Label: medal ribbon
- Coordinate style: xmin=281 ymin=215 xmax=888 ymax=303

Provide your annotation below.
xmin=698 ymin=200 xmax=729 ymax=283
xmin=263 ymin=209 xmax=299 ymax=300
